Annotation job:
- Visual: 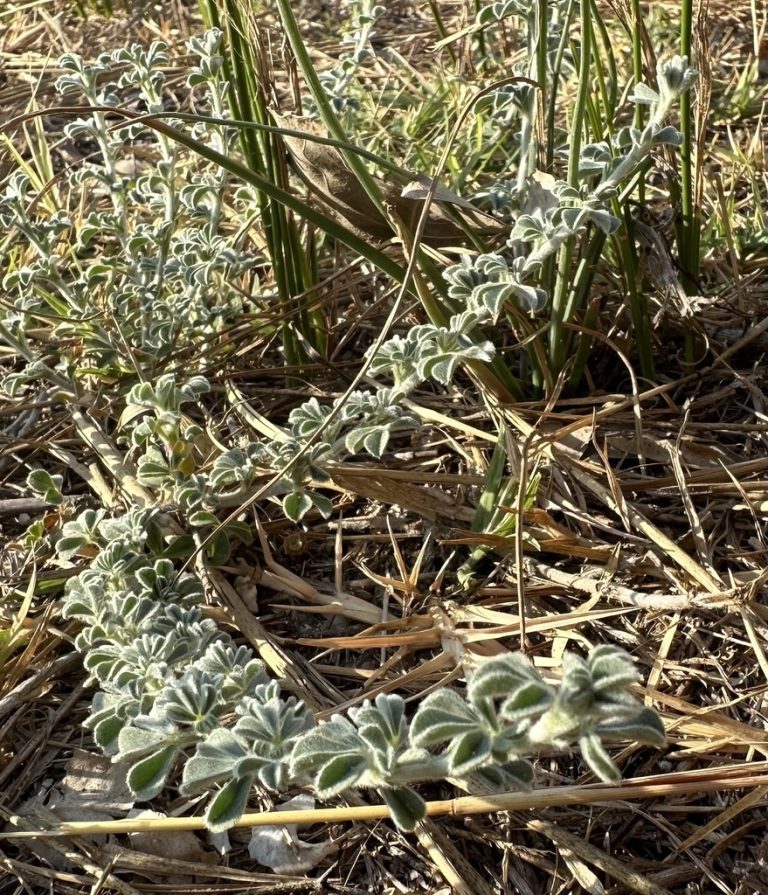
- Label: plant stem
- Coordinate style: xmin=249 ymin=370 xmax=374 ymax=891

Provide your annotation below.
xmin=548 ymin=0 xmax=591 ymax=378
xmin=677 ymin=0 xmax=698 ymax=365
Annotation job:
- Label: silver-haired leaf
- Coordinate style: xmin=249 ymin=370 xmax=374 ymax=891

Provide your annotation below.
xmin=595 ymin=708 xmax=666 ymax=747
xmin=586 ymin=208 xmax=621 ymax=235
xmin=283 ymin=490 xmax=313 ymax=523
xmin=315 ymin=754 xmax=367 ymax=799
xmin=629 ymin=82 xmax=660 ymax=105
xmin=411 ymin=690 xmax=482 ymax=747
xmin=94 ymin=715 xmax=126 ymax=754
xmin=472 ymin=758 xmax=534 ymax=792
xmin=381 ymin=787 xmax=426 ymax=832
xmin=579 ymin=733 xmax=620 ymax=783
xmin=511 ymin=281 xmax=547 ymax=312
xmin=127 ymin=745 xmax=178 ymax=800
xmin=498 ymin=681 xmax=554 ymax=723
xmin=181 ymin=728 xmax=246 ymax=794
xmin=468 ymin=654 xmax=541 ymax=701
xmin=588 ymin=646 xmax=640 ymax=691
xmin=652 ymin=125 xmax=683 ymax=146
xmin=448 ymin=729 xmax=492 ymax=776
xmin=290 ymin=717 xmax=365 ymax=776
xmin=205 ymin=775 xmax=253 ymax=833
xmin=117 ymin=721 xmax=176 ymax=763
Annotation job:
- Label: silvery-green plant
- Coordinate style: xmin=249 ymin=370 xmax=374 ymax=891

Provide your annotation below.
xmin=59 ymin=514 xmax=664 ymax=832
xmin=287 ymin=645 xmax=664 ymax=831
xmin=315 ymin=0 xmax=385 ymax=115
xmin=124 ymin=374 xmax=211 ymax=493
xmin=509 ymin=56 xmax=697 ymax=280
xmin=447 ymin=0 xmax=700 ymax=388
xmin=204 ymin=386 xmax=423 ymax=524
xmin=5 ymin=24 xmax=674 ymax=838
xmin=0 ymin=32 xmax=257 ymax=391
xmin=474 ymin=0 xmax=573 ymax=192
xmin=313 ymin=58 xmax=698 ymax=407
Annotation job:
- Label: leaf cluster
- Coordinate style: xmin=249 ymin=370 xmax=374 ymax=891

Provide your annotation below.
xmin=60 ymin=513 xmax=664 ymax=833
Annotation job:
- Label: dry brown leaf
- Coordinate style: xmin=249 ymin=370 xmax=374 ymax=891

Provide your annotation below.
xmin=9 ymin=750 xmax=135 ymax=870
xmin=127 ymin=809 xmax=218 ymax=884
xmin=248 ymin=794 xmax=336 ymax=874
xmin=272 ymin=110 xmax=505 ymax=247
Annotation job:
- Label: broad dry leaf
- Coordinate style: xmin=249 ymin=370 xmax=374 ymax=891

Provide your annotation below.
xmin=9 ymin=750 xmax=135 ymax=870
xmin=248 ymin=794 xmax=336 ymax=874
xmin=272 ymin=111 xmax=504 ymax=247
xmin=128 ymin=809 xmax=218 ymax=883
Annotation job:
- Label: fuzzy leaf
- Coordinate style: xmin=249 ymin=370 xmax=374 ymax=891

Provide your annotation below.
xmin=448 ymin=729 xmax=492 ymax=776
xmin=595 ymin=708 xmax=666 ymax=746
xmin=127 ymin=746 xmax=178 ymax=800
xmin=629 ymin=82 xmax=660 ymax=105
xmin=26 ymin=469 xmax=64 ymax=504
xmin=181 ymin=728 xmax=247 ymax=794
xmin=206 ymin=530 xmax=231 ymax=565
xmin=652 ymin=125 xmax=683 ymax=146
xmin=501 ymin=758 xmax=535 ymax=787
xmin=309 ymin=491 xmax=334 ymax=519
xmin=588 ymin=646 xmax=640 ymax=691
xmin=579 ymin=733 xmax=620 ymax=783
xmin=205 ymin=775 xmax=253 ymax=833
xmin=425 ymin=355 xmax=459 ymax=386
xmin=315 ymin=754 xmax=367 ymax=798
xmin=472 ymin=758 xmax=534 ymax=792
xmin=93 ymin=714 xmax=126 ymax=754
xmin=353 ymin=694 xmax=406 ymax=744
xmin=283 ymin=490 xmax=313 ymax=522
xmin=510 ymin=281 xmax=548 ymax=312
xmin=381 ymin=787 xmax=426 ymax=832
xmin=117 ymin=722 xmax=176 ymax=763
xmin=410 ymin=690 xmax=482 ymax=747
xmin=468 ymin=654 xmax=541 ymax=701
xmin=498 ymin=680 xmax=554 ymax=723
xmin=586 ymin=208 xmax=620 ymax=235
xmin=189 ymin=510 xmax=219 ymax=528
xmin=290 ymin=717 xmax=365 ymax=776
